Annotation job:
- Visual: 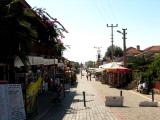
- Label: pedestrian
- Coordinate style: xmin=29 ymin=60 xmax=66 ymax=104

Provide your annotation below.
xmin=138 ymin=83 xmax=143 ymax=93
xmin=89 ymin=72 xmax=91 ymax=81
xmin=86 ymin=74 xmax=88 ymax=80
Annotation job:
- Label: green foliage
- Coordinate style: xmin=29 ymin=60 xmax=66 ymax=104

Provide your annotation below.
xmin=147 ymin=54 xmax=160 ymax=80
xmin=127 ymin=56 xmax=146 ymax=68
xmin=54 ymin=43 xmax=66 ymax=56
xmin=0 ymin=0 xmax=38 ymax=67
xmin=0 ymin=0 xmax=67 ymax=67
xmin=104 ymin=45 xmax=123 ymax=58
xmin=85 ymin=61 xmax=95 ymax=68
xmin=33 ymin=7 xmax=67 ymax=56
xmin=134 ymin=54 xmax=160 ymax=83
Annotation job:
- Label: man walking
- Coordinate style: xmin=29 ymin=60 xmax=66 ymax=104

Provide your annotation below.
xmin=89 ymin=72 xmax=91 ymax=81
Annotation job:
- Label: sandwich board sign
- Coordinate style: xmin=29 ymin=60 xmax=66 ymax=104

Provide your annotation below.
xmin=0 ymin=84 xmax=26 ymax=120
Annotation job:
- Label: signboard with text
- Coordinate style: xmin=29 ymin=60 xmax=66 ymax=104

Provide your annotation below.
xmin=0 ymin=84 xmax=26 ymax=120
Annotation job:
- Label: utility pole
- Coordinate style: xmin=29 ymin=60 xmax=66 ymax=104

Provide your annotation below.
xmin=107 ymin=24 xmax=118 ymax=61
xmin=122 ymin=28 xmax=127 ymax=67
xmin=117 ymin=28 xmax=127 ymax=67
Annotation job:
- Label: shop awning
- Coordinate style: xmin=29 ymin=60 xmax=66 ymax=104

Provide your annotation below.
xmin=94 ymin=68 xmax=105 ymax=73
xmin=99 ymin=62 xmax=123 ymax=69
xmin=107 ymin=66 xmax=129 ymax=73
xmin=99 ymin=62 xmax=129 ymax=73
xmin=14 ymin=56 xmax=58 ymax=67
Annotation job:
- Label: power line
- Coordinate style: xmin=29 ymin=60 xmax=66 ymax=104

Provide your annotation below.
xmin=95 ymin=0 xmax=118 ymax=24
xmin=107 ymin=0 xmax=118 ymax=23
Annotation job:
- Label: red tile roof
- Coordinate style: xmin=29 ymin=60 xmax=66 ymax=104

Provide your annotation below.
xmin=143 ymin=45 xmax=160 ymax=52
xmin=126 ymin=47 xmax=142 ymax=56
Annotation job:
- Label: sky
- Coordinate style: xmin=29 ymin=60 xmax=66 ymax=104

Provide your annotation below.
xmin=26 ymin=0 xmax=160 ymax=63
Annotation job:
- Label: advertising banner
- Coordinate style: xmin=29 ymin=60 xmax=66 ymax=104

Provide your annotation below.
xmin=26 ymin=77 xmax=42 ymax=113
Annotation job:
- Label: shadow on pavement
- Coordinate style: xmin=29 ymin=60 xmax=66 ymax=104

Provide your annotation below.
xmin=75 ymin=93 xmax=95 ymax=96
xmin=72 ymin=99 xmax=94 ymax=103
xmin=38 ymin=89 xmax=88 ymax=120
xmin=70 ymin=81 xmax=78 ymax=88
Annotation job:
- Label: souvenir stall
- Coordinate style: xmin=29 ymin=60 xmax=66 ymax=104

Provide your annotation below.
xmin=94 ymin=68 xmax=104 ymax=81
xmin=14 ymin=56 xmax=62 ymax=117
xmin=105 ymin=66 xmax=130 ymax=88
xmin=99 ymin=62 xmax=130 ymax=87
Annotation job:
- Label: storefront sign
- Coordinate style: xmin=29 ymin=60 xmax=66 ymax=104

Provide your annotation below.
xmin=0 ymin=84 xmax=26 ymax=120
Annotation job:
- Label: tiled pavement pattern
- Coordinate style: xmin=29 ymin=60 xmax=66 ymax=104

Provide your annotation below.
xmin=37 ymin=71 xmax=160 ymax=120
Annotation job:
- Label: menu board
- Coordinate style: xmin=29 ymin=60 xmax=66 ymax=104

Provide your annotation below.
xmin=0 ymin=84 xmax=26 ymax=120
xmin=0 ymin=85 xmax=8 ymax=120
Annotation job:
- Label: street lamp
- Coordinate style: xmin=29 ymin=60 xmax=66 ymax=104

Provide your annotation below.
xmin=94 ymin=46 xmax=102 ymax=67
xmin=117 ymin=29 xmax=127 ymax=67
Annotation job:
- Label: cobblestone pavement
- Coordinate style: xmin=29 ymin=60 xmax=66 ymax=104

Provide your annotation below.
xmin=38 ymin=71 xmax=160 ymax=120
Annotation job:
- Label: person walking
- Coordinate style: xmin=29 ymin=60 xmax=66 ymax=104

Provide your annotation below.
xmin=89 ymin=72 xmax=91 ymax=81
xmin=86 ymin=74 xmax=88 ymax=80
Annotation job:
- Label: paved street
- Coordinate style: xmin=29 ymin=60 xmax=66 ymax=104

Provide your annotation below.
xmin=37 ymin=71 xmax=160 ymax=120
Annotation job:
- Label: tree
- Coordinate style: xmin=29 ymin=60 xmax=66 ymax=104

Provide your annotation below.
xmin=0 ymin=0 xmax=40 ymax=82
xmin=0 ymin=0 xmax=67 ymax=65
xmin=147 ymin=54 xmax=160 ymax=80
xmin=104 ymin=45 xmax=123 ymax=59
xmin=33 ymin=8 xmax=68 ymax=57
xmin=0 ymin=0 xmax=68 ymax=82
xmin=85 ymin=61 xmax=95 ymax=68
xmin=0 ymin=0 xmax=38 ymax=66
